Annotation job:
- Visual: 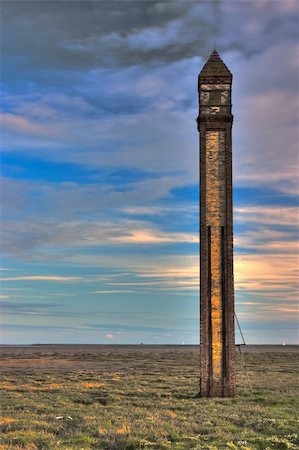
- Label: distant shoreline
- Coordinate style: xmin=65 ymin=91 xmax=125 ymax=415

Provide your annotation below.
xmin=1 ymin=343 xmax=298 ymax=349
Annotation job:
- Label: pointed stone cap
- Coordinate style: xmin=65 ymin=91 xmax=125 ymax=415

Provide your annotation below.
xmin=199 ymin=50 xmax=232 ymax=83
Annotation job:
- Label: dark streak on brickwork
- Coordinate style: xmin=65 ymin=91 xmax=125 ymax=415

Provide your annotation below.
xmin=197 ymin=50 xmax=235 ymax=397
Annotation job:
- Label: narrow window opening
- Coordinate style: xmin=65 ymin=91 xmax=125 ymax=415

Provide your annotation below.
xmin=209 ymin=90 xmax=221 ymax=105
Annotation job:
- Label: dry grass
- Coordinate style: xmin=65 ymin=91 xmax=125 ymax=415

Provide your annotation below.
xmin=0 ymin=346 xmax=298 ymax=449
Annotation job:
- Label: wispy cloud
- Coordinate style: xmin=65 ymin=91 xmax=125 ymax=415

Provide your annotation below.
xmin=1 ymin=112 xmax=48 ymax=136
xmin=92 ymin=290 xmax=136 ymax=294
xmin=0 ymin=276 xmax=82 ymax=282
xmin=0 ymin=301 xmax=62 ymax=314
xmin=235 ymin=253 xmax=298 ymax=294
xmin=110 ymin=229 xmax=198 ymax=244
xmin=235 ymin=206 xmax=299 ymax=226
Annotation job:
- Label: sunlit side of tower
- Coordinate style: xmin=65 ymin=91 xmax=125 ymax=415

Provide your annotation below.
xmin=197 ymin=50 xmax=235 ymax=397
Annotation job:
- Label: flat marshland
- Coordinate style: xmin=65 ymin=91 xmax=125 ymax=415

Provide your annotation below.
xmin=0 ymin=345 xmax=298 ymax=449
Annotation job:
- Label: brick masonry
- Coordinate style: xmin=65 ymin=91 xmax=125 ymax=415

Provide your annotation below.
xmin=197 ymin=51 xmax=235 ymax=397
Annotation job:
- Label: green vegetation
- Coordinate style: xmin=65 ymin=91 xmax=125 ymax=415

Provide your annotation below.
xmin=0 ymin=348 xmax=298 ymax=449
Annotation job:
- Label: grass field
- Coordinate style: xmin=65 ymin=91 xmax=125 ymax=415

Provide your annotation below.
xmin=0 ymin=345 xmax=298 ymax=449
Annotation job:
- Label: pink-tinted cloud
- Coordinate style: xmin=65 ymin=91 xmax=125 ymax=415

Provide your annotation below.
xmin=1 ymin=113 xmax=47 ymax=135
xmin=105 ymin=333 xmax=114 ymax=339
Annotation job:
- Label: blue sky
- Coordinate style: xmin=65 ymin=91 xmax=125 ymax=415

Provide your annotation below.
xmin=1 ymin=0 xmax=298 ymax=344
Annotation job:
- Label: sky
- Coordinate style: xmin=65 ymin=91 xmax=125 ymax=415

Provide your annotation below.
xmin=1 ymin=0 xmax=298 ymax=345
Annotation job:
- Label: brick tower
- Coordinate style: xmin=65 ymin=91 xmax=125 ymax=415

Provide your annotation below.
xmin=197 ymin=50 xmax=235 ymax=397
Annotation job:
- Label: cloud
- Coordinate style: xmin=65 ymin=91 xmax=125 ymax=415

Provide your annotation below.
xmin=105 ymin=333 xmax=114 ymax=339
xmin=1 ymin=113 xmax=48 ymax=136
xmin=235 ymin=253 xmax=298 ymax=293
xmin=2 ymin=174 xmax=192 ymax=220
xmin=2 ymin=0 xmax=296 ymax=97
xmin=2 ymin=7 xmax=297 ymax=193
xmin=106 ymin=281 xmax=198 ymax=288
xmin=231 ymin=40 xmax=299 ymax=193
xmin=92 ymin=290 xmax=136 ymax=294
xmin=2 ymin=217 xmax=198 ymax=258
xmin=2 ymin=106 xmax=199 ymax=181
xmin=1 ymin=323 xmax=77 ymax=331
xmin=84 ymin=6 xmax=214 ymax=64
xmin=0 ymin=1 xmax=219 ymax=78
xmin=236 ymin=236 xmax=298 ymax=255
xmin=1 ymin=174 xmax=199 ymax=258
xmin=110 ymin=228 xmax=198 ymax=245
xmin=0 ymin=300 xmax=97 ymax=319
xmin=84 ymin=322 xmax=192 ymax=336
xmin=2 ymin=47 xmax=297 ymax=200
xmin=0 ymin=276 xmax=82 ymax=282
xmin=0 ymin=301 xmax=62 ymax=315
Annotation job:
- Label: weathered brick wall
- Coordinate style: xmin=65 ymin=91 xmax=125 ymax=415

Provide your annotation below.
xmin=206 ymin=131 xmax=226 ymax=226
xmin=206 ymin=131 xmax=226 ymax=382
